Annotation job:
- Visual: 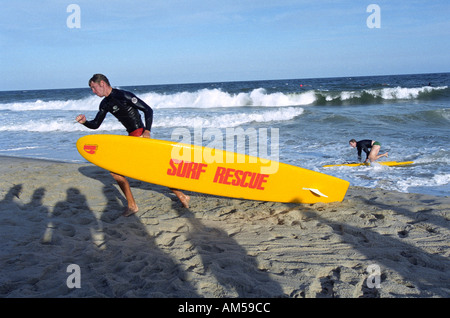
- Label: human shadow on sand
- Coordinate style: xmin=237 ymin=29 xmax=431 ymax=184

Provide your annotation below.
xmin=79 ymin=165 xmax=285 ymax=297
xmin=172 ymin=203 xmax=285 ymax=297
xmin=0 ymin=173 xmax=198 ymax=297
xmin=301 ymin=205 xmax=450 ymax=298
xmin=75 ymin=165 xmax=198 ymax=297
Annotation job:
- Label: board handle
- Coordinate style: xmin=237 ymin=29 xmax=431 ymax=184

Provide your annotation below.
xmin=303 ymin=188 xmax=328 ymax=198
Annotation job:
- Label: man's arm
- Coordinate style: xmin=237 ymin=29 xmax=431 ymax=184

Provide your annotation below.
xmin=361 ymin=146 xmax=370 ymax=162
xmin=357 ymin=140 xmax=371 ymax=162
xmin=75 ymin=103 xmax=108 ymax=130
xmin=81 ymin=105 xmax=108 ymax=130
xmin=123 ymin=91 xmax=153 ymax=132
xmin=357 ymin=145 xmax=363 ymax=161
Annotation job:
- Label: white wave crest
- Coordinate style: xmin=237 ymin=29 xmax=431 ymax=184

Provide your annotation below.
xmin=0 ymin=88 xmax=315 ymax=111
xmin=0 ymin=96 xmax=100 ymax=111
xmin=323 ymin=85 xmax=447 ymax=102
xmin=0 ymin=107 xmax=304 ymax=132
xmin=397 ymin=173 xmax=450 ymax=193
xmin=140 ymin=88 xmax=316 ymax=108
xmin=155 ymin=107 xmax=304 ymax=128
xmin=0 ymin=119 xmax=122 ymax=132
xmin=1 ymin=85 xmax=445 ymax=112
xmin=365 ymin=86 xmax=446 ymax=99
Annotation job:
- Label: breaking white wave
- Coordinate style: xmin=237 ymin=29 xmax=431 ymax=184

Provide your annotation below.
xmin=396 ymin=173 xmax=450 ymax=193
xmin=156 ymin=107 xmax=304 ymax=128
xmin=0 ymin=107 xmax=304 ymax=132
xmin=0 ymin=86 xmax=446 ymax=111
xmin=139 ymin=88 xmax=317 ymax=108
xmin=321 ymin=86 xmax=447 ymax=102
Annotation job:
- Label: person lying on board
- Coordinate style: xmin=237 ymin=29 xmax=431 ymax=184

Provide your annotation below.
xmin=76 ymin=74 xmax=190 ymax=215
xmin=349 ymin=139 xmax=388 ymax=163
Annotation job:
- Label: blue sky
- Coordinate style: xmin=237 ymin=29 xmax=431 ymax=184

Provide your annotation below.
xmin=1 ymin=1 xmax=449 ymax=90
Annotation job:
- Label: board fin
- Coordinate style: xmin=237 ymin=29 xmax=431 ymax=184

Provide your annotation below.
xmin=303 ymin=188 xmax=328 ymax=198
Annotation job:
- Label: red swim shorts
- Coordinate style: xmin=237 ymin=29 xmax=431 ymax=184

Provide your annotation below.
xmin=129 ymin=128 xmax=144 ymax=137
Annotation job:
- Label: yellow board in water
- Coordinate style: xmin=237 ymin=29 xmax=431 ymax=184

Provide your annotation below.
xmin=77 ymin=135 xmax=349 ymax=203
xmin=323 ymin=161 xmax=414 ymax=168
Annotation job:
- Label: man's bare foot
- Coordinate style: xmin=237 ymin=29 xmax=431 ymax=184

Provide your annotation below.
xmin=179 ymin=194 xmax=190 ymax=209
xmin=171 ymin=189 xmax=190 ymax=208
xmin=123 ymin=206 xmax=139 ymax=217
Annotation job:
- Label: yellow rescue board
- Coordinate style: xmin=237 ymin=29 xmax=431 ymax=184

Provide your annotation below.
xmin=77 ymin=135 xmax=349 ymax=203
xmin=323 ymin=161 xmax=414 ymax=168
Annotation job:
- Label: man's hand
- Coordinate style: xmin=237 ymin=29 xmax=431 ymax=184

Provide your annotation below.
xmin=76 ymin=114 xmax=86 ymax=124
xmin=142 ymin=130 xmax=151 ymax=138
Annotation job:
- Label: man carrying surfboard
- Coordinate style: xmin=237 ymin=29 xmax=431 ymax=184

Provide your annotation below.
xmin=76 ymin=74 xmax=190 ymax=215
xmin=349 ymin=139 xmax=388 ymax=163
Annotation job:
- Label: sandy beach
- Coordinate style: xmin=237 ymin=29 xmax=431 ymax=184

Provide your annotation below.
xmin=0 ymin=155 xmax=449 ymax=298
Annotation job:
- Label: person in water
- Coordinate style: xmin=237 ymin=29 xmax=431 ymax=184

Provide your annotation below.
xmin=76 ymin=74 xmax=190 ymax=216
xmin=349 ymin=139 xmax=388 ymax=163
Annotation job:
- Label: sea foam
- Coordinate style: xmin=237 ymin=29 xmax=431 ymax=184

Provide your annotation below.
xmin=0 ymin=86 xmax=446 ymax=111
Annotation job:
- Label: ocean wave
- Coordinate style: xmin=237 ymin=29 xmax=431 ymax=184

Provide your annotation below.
xmin=0 ymin=88 xmax=315 ymax=111
xmin=0 ymin=85 xmax=447 ymax=111
xmin=139 ymin=88 xmax=317 ymax=108
xmin=156 ymin=107 xmax=304 ymax=128
xmin=0 ymin=96 xmax=99 ymax=111
xmin=315 ymin=85 xmax=448 ymax=105
xmin=0 ymin=119 xmax=119 ymax=132
xmin=1 ymin=146 xmax=40 ymax=152
xmin=396 ymin=173 xmax=450 ymax=193
xmin=0 ymin=107 xmax=304 ymax=132
xmin=374 ymin=108 xmax=450 ymax=125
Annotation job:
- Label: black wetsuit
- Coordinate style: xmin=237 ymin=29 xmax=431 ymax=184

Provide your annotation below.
xmin=83 ymin=88 xmax=153 ymax=133
xmin=356 ymin=140 xmax=373 ymax=161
